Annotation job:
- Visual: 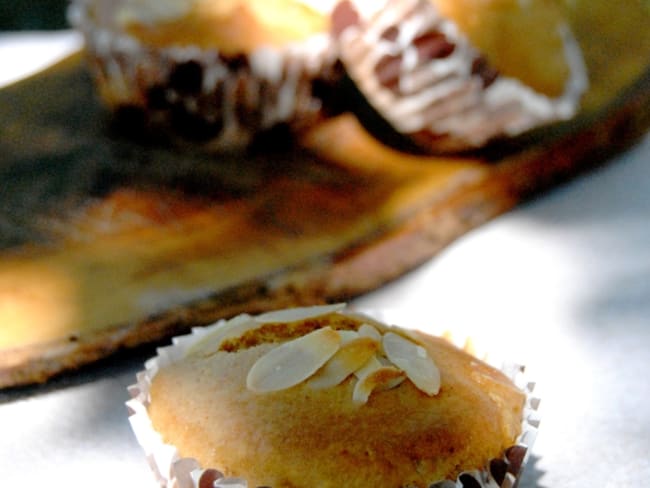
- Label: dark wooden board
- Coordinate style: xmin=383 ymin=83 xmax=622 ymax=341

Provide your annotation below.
xmin=1 ymin=1 xmax=650 ymax=388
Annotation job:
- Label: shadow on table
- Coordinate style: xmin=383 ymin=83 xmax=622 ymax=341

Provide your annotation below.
xmin=520 ymin=134 xmax=650 ymax=226
xmin=518 ymin=454 xmax=547 ymax=488
xmin=522 ymin=133 xmax=650 ymax=332
xmin=0 ymin=342 xmax=159 ymax=404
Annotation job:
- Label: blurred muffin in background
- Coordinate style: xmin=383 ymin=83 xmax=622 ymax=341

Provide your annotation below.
xmin=68 ymin=0 xmax=342 ymax=150
xmin=332 ymin=0 xmax=589 ymax=154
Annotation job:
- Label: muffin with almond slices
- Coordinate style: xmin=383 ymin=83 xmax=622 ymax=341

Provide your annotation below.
xmin=68 ymin=0 xmax=341 ymax=150
xmin=127 ymin=304 xmax=538 ymax=488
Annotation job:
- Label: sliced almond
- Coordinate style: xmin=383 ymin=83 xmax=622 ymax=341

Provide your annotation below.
xmin=377 ymin=355 xmax=393 ymax=367
xmin=340 ymin=311 xmax=391 ymax=333
xmin=338 ymin=330 xmax=361 ymax=344
xmin=398 ymin=327 xmax=428 ymax=346
xmin=246 ymin=327 xmax=341 ymax=393
xmin=254 ymin=303 xmax=346 ymax=324
xmin=462 ymin=337 xmax=478 ymax=357
xmin=358 ymin=323 xmax=382 ymax=342
xmin=441 ymin=330 xmax=456 ymax=345
xmin=383 ymin=332 xmax=441 ymax=396
xmin=185 ymin=314 xmax=258 ymax=358
xmin=353 ymin=354 xmax=383 ymax=380
xmin=307 ymin=337 xmax=379 ymax=389
xmin=352 ymin=366 xmax=406 ymax=404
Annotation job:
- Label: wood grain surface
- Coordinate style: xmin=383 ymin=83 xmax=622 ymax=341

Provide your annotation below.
xmin=1 ymin=0 xmax=650 ymax=388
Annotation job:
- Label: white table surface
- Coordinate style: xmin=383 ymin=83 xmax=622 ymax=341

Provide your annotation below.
xmin=1 ymin=31 xmax=649 ymax=488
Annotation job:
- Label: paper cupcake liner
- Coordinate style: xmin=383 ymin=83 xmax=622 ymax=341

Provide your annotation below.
xmin=126 ymin=309 xmax=540 ymax=488
xmin=332 ymin=0 xmax=588 ymax=154
xmin=68 ymin=0 xmax=341 ymax=151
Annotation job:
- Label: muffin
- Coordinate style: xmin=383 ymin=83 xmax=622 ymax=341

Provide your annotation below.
xmin=127 ymin=304 xmax=539 ymax=488
xmin=68 ymin=0 xmax=341 ymax=150
xmin=332 ymin=0 xmax=589 ymax=153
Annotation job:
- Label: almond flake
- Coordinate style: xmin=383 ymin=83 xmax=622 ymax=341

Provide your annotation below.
xmin=254 ymin=304 xmax=346 ymax=324
xmin=185 ymin=314 xmax=257 ymax=357
xmin=383 ymin=332 xmax=441 ymax=396
xmin=246 ymin=327 xmax=341 ymax=393
xmin=399 ymin=328 xmax=428 ymax=346
xmin=307 ymin=337 xmax=379 ymax=389
xmin=358 ymin=323 xmax=382 ymax=342
xmin=337 ymin=330 xmax=360 ymax=344
xmin=353 ymin=354 xmax=383 ymax=380
xmin=352 ymin=366 xmax=406 ymax=404
xmin=340 ymin=312 xmax=391 ymax=333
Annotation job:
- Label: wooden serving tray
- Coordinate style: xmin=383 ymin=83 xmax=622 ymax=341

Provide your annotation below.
xmin=1 ymin=1 xmax=650 ymax=388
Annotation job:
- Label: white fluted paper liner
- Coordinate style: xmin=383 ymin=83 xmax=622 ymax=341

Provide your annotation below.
xmin=68 ymin=0 xmax=339 ymax=150
xmin=127 ymin=308 xmax=540 ymax=488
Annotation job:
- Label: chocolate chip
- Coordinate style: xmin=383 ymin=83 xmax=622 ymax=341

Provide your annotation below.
xmin=375 ymin=54 xmax=402 ymax=91
xmin=225 ymin=54 xmax=249 ymax=70
xmin=414 ymin=31 xmax=456 ymax=61
xmin=169 ymin=61 xmax=204 ymax=94
xmin=381 ymin=26 xmax=399 ymax=42
xmin=147 ymin=85 xmax=169 ymax=109
xmin=471 ymin=56 xmax=499 ymax=87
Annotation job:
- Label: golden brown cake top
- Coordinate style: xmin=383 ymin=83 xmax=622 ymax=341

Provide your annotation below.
xmin=115 ymin=0 xmax=331 ymax=53
xmin=147 ymin=305 xmax=526 ymax=487
xmin=432 ymin=0 xmax=575 ymax=97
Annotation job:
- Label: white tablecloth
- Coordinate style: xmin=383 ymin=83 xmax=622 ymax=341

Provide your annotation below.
xmin=1 ymin=31 xmax=649 ymax=488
